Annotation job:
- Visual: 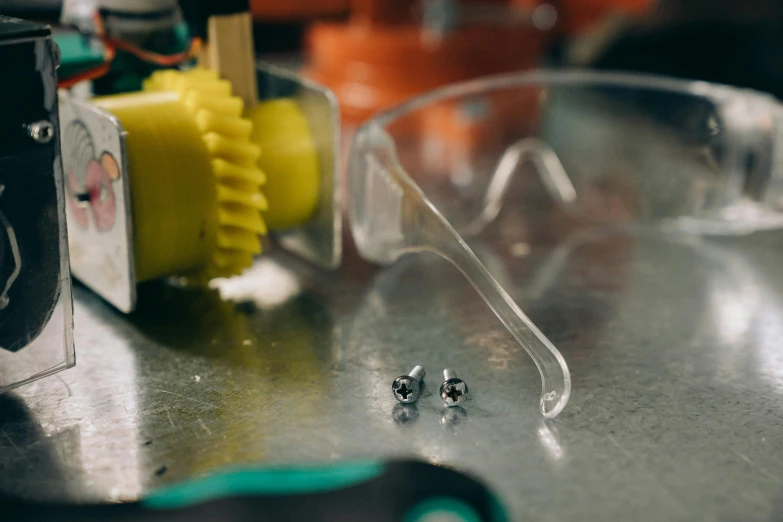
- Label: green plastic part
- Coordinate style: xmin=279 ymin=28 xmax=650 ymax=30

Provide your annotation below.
xmin=53 ymin=31 xmax=106 ymax=79
xmin=54 ymin=22 xmax=193 ymax=94
xmin=144 ymin=460 xmax=384 ymax=509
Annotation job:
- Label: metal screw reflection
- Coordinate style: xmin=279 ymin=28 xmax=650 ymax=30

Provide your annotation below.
xmin=440 ymin=406 xmax=468 ymax=429
xmin=392 ymin=403 xmax=420 ymax=426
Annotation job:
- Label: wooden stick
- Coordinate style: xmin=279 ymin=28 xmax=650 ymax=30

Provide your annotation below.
xmin=199 ymin=12 xmax=257 ymax=108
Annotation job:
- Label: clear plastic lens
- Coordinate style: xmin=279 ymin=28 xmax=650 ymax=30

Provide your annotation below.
xmin=348 ymin=71 xmax=781 ymax=417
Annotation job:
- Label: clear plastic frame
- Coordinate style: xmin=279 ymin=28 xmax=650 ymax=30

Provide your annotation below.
xmin=0 ymin=33 xmax=75 ymax=393
xmin=348 ymin=70 xmax=783 ymax=417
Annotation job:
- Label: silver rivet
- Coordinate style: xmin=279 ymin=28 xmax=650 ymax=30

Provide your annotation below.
xmin=391 ymin=365 xmax=426 ymax=404
xmin=27 ymin=121 xmax=54 ymax=144
xmin=439 ymin=368 xmax=468 ymax=406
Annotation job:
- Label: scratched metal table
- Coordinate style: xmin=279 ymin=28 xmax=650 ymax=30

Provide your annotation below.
xmin=1 ymin=205 xmax=783 ymax=520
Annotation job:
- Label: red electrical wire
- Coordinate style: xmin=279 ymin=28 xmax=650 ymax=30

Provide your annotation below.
xmin=104 ymin=36 xmax=202 ymax=66
xmin=58 ymin=45 xmax=116 ymax=89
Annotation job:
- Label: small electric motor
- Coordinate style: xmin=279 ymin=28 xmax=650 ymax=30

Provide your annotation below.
xmin=0 ymin=16 xmax=75 ymax=393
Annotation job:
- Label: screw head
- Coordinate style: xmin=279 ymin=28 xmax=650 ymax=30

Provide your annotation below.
xmin=28 ymin=121 xmax=54 ymax=144
xmin=392 ymin=375 xmax=421 ymax=404
xmin=439 ymin=378 xmax=468 ymax=406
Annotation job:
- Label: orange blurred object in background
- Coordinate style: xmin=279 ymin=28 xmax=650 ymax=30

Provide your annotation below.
xmin=303 ymin=0 xmax=655 ymax=125
xmin=305 ymin=0 xmax=550 ymax=124
xmin=247 ymin=0 xmax=655 ymax=125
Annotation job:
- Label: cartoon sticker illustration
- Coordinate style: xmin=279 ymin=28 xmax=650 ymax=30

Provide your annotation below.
xmin=63 ymin=120 xmax=118 ymax=231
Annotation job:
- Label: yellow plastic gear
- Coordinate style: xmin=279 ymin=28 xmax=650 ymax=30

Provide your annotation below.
xmin=94 ymin=68 xmax=267 ymax=283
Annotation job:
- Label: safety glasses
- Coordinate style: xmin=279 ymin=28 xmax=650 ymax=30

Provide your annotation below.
xmin=347 ymin=70 xmax=783 ymax=417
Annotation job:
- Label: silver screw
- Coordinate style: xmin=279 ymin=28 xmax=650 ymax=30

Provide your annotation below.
xmin=27 ymin=121 xmax=54 ymax=144
xmin=439 ymin=368 xmax=468 ymax=406
xmin=392 ymin=365 xmax=426 ymax=404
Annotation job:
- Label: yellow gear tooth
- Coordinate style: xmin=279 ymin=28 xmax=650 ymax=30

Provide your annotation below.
xmin=143 ymin=69 xmax=177 ymax=91
xmin=217 ymin=228 xmax=262 ymax=254
xmin=218 ymin=207 xmax=268 ymax=234
xmin=184 ymin=93 xmax=244 ymax=117
xmin=187 ymin=79 xmax=232 ymax=97
xmin=204 ymin=133 xmax=261 ymax=165
xmin=149 ymin=70 xmax=182 ymax=91
xmin=218 ymin=184 xmax=268 ymax=210
xmin=212 ymin=159 xmax=266 ymax=185
xmin=196 ymin=110 xmax=252 ymax=139
xmin=221 ymin=177 xmax=264 ymax=195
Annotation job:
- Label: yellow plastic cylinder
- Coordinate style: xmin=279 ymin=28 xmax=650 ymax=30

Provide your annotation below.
xmin=95 ymin=92 xmax=218 ymax=282
xmin=247 ymin=99 xmax=320 ymax=230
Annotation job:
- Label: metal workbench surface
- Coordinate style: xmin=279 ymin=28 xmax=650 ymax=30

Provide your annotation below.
xmin=1 ymin=220 xmax=782 ymax=521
